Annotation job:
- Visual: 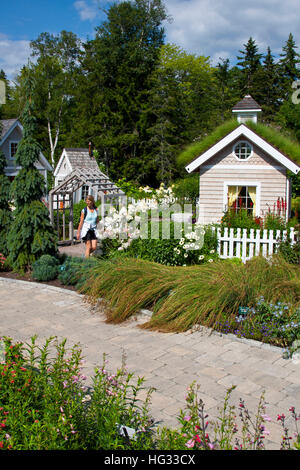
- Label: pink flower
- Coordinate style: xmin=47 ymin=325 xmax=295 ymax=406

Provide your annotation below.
xmin=183 ymin=415 xmax=191 ymax=422
xmin=185 ymin=439 xmax=195 ymax=448
xmin=262 ymin=414 xmax=272 ymax=422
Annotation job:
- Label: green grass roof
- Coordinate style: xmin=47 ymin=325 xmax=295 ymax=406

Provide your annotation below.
xmin=176 ymin=119 xmax=300 ymax=169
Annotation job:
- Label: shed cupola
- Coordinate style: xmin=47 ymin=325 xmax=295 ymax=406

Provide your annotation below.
xmin=232 ymin=95 xmax=262 ymax=124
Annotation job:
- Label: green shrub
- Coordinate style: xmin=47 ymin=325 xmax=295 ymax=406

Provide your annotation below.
xmin=32 ymin=255 xmax=60 ymax=281
xmin=277 ymin=232 xmax=300 ymax=265
xmin=172 ymin=175 xmax=199 ymax=205
xmin=221 ymin=209 xmax=262 ymax=232
xmin=58 ymin=256 xmax=98 ymax=288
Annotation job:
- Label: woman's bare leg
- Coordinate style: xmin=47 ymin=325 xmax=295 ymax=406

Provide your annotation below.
xmin=85 ymin=241 xmax=92 ymax=258
xmin=90 ymin=239 xmax=97 ymax=254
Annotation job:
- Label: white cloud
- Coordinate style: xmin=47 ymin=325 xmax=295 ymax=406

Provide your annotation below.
xmin=163 ymin=0 xmax=300 ymax=64
xmin=0 ymin=37 xmax=31 ymax=81
xmin=74 ymin=0 xmax=100 ymax=21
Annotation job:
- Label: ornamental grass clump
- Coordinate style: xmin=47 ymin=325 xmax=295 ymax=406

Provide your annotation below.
xmin=79 ymin=254 xmax=299 ymax=333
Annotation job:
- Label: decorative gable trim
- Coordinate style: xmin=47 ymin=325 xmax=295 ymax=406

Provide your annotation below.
xmin=54 ymin=148 xmax=71 ymax=177
xmin=185 ymin=124 xmax=300 ymax=175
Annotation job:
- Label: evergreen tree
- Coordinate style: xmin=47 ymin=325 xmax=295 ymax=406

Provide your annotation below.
xmin=279 ymin=33 xmax=300 ymax=99
xmin=237 ymin=37 xmax=263 ymax=96
xmin=0 ymin=120 xmax=12 ymax=256
xmin=214 ymin=58 xmax=241 ymax=122
xmin=7 ymin=72 xmax=57 ymax=272
xmin=254 ymin=47 xmax=281 ymax=121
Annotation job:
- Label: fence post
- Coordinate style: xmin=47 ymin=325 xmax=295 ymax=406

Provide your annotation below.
xmin=242 ymin=229 xmax=247 ymax=263
xmin=236 ymin=227 xmax=241 ymax=258
xmin=216 ymin=227 xmax=222 ymax=258
xmin=290 ymin=227 xmax=295 ymax=245
xmin=229 ymin=228 xmax=234 ymax=258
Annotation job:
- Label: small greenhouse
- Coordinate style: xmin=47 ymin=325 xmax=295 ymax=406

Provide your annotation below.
xmin=49 ymin=166 xmax=125 ymax=245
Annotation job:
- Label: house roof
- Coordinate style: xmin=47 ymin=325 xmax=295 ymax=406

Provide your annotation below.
xmin=0 ymin=118 xmax=53 ymax=172
xmin=232 ymin=95 xmax=262 ymax=111
xmin=0 ymin=118 xmax=20 ymax=142
xmin=54 ymin=148 xmax=99 ymax=177
xmin=185 ymin=124 xmax=300 ymax=175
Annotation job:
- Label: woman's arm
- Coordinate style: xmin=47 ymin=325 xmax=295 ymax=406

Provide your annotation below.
xmin=77 ymin=211 xmax=85 ymax=240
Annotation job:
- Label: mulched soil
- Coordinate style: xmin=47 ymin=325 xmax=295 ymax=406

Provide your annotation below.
xmin=0 ymin=270 xmax=78 ymax=292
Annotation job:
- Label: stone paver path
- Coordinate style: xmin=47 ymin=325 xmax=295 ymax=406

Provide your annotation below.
xmin=1 ymin=278 xmax=299 ymax=450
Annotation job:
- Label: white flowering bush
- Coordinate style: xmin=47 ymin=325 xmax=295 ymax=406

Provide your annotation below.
xmin=97 ymin=184 xmax=218 ymax=266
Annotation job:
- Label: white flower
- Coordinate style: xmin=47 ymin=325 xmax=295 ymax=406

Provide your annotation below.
xmin=184 ymin=253 xmax=188 ymax=258
xmin=210 ymin=249 xmax=215 ymax=254
xmin=198 ymin=255 xmax=204 ymax=260
xmin=208 ymin=259 xmax=213 ymax=263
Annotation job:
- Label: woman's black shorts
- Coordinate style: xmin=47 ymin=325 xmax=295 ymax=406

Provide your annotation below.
xmin=82 ymin=229 xmax=97 ymax=242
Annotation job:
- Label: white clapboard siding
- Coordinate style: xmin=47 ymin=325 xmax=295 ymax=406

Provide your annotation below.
xmin=214 ymin=227 xmax=295 ymax=263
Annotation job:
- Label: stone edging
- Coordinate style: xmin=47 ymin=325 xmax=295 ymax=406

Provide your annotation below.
xmin=0 ymin=277 xmax=83 ymax=297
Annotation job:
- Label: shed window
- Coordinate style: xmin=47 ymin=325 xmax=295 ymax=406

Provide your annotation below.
xmin=81 ymin=185 xmax=90 ymax=200
xmin=228 ymin=185 xmax=256 ymax=214
xmin=233 ymin=141 xmax=252 ymax=160
xmin=10 ymin=142 xmax=18 ymax=158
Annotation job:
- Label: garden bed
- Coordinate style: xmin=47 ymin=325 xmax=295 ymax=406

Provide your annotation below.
xmin=0 ymin=270 xmax=78 ymax=292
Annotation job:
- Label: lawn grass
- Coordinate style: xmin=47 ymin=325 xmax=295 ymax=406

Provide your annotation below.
xmin=79 ymin=255 xmax=300 ymax=333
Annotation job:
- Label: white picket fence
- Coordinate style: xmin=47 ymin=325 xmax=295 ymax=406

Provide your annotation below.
xmin=214 ymin=227 xmax=296 ymax=263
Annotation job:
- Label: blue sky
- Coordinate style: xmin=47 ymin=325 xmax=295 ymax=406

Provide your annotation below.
xmin=1 ymin=0 xmax=300 ymax=80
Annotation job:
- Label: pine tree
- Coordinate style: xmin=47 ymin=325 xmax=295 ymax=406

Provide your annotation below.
xmin=0 ymin=120 xmax=12 ymax=256
xmin=237 ymin=37 xmax=263 ymax=96
xmin=7 ymin=72 xmax=57 ymax=272
xmin=214 ymin=58 xmax=241 ymax=122
xmin=254 ymin=47 xmax=281 ymax=121
xmin=279 ymin=33 xmax=300 ymax=99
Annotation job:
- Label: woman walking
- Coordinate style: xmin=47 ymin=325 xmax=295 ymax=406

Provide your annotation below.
xmin=77 ymin=195 xmax=99 ymax=258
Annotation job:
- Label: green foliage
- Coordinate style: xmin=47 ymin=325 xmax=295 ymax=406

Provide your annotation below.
xmin=220 ymin=208 xmax=262 ymax=231
xmin=0 ymin=125 xmax=12 ymax=256
xmin=0 ymin=336 xmax=154 ymax=450
xmin=172 ymin=175 xmax=199 ymax=204
xmin=277 ymin=232 xmax=300 ymax=265
xmin=32 ymin=255 xmax=59 ymax=281
xmin=57 ymin=256 xmax=98 ymax=289
xmin=7 ymin=201 xmax=57 ymax=272
xmin=7 ymin=73 xmax=57 ymax=272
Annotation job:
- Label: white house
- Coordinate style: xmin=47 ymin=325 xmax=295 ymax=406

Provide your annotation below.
xmin=185 ymin=96 xmax=300 ymax=224
xmin=54 ymin=146 xmax=100 ymax=203
xmin=0 ymin=118 xmax=53 ymax=192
